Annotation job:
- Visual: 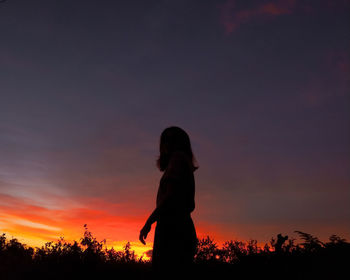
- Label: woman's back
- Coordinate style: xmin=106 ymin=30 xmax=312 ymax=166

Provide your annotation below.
xmin=156 ymin=150 xmax=195 ymax=217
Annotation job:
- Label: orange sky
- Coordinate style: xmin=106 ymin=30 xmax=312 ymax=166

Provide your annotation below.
xmin=0 ymin=192 xmax=221 ymax=259
xmin=1 ymin=188 xmax=349 ymax=259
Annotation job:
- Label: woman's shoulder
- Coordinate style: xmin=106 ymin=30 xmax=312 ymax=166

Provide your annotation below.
xmin=170 ymin=150 xmax=194 ymax=172
xmin=171 ymin=150 xmax=190 ymax=163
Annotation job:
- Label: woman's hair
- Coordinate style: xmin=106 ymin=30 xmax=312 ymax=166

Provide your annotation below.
xmin=156 ymin=126 xmax=199 ymax=172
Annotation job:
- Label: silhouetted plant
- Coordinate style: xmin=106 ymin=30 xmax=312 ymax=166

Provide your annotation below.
xmin=328 ymin=234 xmax=347 ymax=245
xmin=295 ymin=230 xmax=324 ymax=252
xmin=80 ymin=224 xmax=106 ymax=266
xmin=221 ymin=240 xmax=247 ymax=263
xmin=104 ymin=247 xmax=124 ymax=263
xmin=194 ymin=236 xmax=221 ymax=263
xmin=1 ymin=228 xmax=349 ymax=280
xmin=247 ymin=239 xmax=259 ymax=255
xmin=121 ymin=242 xmax=137 ymax=263
xmin=0 ymin=233 xmax=6 ymax=251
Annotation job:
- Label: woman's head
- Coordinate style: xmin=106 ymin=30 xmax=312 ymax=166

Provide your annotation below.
xmin=156 ymin=126 xmax=199 ymax=172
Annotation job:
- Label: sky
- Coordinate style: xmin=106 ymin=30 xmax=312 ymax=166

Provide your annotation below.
xmin=0 ymin=0 xmax=349 ymax=258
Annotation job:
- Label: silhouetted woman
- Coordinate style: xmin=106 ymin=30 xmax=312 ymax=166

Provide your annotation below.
xmin=139 ymin=126 xmax=198 ymax=274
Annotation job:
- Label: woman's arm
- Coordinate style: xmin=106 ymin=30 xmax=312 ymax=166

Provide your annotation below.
xmin=139 ymin=151 xmax=188 ymax=245
xmin=139 ymin=176 xmax=181 ymax=245
xmin=144 ymin=181 xmax=177 ymax=225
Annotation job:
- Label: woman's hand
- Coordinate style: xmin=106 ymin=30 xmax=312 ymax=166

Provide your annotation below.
xmin=139 ymin=222 xmax=151 ymax=245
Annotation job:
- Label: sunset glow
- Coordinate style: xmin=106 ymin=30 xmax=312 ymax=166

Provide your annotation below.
xmin=0 ymin=0 xmax=350 ymax=260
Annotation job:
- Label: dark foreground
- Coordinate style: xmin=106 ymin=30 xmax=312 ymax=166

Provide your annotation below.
xmin=1 ymin=227 xmax=349 ymax=280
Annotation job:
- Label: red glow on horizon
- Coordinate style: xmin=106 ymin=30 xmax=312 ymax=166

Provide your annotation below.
xmin=0 ymin=192 xmax=228 ymax=259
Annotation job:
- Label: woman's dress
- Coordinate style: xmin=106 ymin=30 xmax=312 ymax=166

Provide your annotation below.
xmin=152 ymin=150 xmax=198 ymax=272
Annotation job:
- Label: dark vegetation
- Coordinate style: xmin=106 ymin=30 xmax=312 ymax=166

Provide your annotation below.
xmin=1 ymin=225 xmax=349 ymax=280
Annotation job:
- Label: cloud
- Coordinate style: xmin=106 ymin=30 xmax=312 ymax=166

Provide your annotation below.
xmin=218 ymin=0 xmax=350 ymax=34
xmin=0 ymin=192 xmax=146 ymax=246
xmin=219 ymin=0 xmax=296 ymax=34
xmin=0 ymin=191 xmax=157 ymax=257
xmin=1 ymin=215 xmax=61 ymax=232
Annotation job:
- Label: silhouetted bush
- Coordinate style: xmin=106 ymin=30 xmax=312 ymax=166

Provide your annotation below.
xmin=0 ymin=227 xmax=349 ymax=280
xmin=194 ymin=235 xmax=221 ymax=263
